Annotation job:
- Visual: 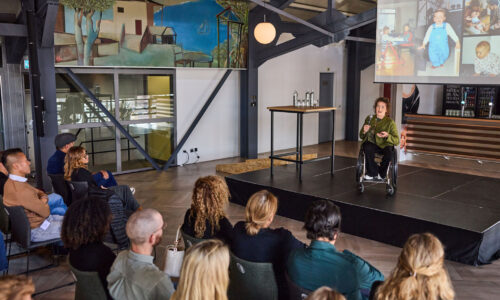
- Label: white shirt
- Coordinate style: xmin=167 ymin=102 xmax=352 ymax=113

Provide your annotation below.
xmin=422 ymin=22 xmax=459 ymax=45
xmin=9 ymin=174 xmax=28 ymax=183
xmin=474 ymin=52 xmax=500 ymax=75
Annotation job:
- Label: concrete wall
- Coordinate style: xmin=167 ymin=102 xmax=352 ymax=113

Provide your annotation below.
xmin=257 ymin=42 xmax=347 ymax=153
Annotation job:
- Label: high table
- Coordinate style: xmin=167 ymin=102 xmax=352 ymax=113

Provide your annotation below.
xmin=267 ymin=106 xmax=337 ymax=181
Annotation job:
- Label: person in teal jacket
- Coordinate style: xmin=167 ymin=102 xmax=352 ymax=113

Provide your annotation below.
xmin=287 ymin=200 xmax=384 ymax=300
xmin=359 ymin=97 xmax=399 ymax=180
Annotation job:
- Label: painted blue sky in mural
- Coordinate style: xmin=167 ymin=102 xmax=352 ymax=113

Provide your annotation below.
xmin=154 ymin=0 xmax=237 ymax=54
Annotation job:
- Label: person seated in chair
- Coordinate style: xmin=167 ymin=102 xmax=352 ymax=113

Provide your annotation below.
xmin=47 ymin=133 xmax=123 ymax=189
xmin=287 ymin=200 xmax=384 ymax=300
xmin=2 ymin=149 xmax=67 ymax=242
xmin=64 ymin=146 xmax=140 ymax=214
xmin=359 ymin=97 xmax=399 ymax=180
xmin=181 ymin=175 xmax=233 ymax=243
xmin=231 ymin=190 xmax=304 ymax=300
xmin=61 ymin=196 xmax=116 ymax=299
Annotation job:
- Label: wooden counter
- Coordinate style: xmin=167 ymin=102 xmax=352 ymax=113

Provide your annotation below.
xmin=405 ymin=114 xmax=500 ymax=161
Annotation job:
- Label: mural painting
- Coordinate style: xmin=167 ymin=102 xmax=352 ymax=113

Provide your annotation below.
xmin=55 ymin=0 xmax=248 ymax=68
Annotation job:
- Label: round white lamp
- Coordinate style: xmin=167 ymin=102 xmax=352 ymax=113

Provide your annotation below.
xmin=254 ymin=16 xmax=276 ymax=44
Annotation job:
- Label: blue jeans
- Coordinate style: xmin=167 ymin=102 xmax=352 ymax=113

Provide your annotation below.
xmin=0 ymin=234 xmax=7 ymax=272
xmin=93 ymin=171 xmax=118 ymax=188
xmin=48 ymin=193 xmax=68 ymax=216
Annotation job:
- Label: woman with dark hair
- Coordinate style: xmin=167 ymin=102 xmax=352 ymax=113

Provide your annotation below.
xmin=359 ymin=97 xmax=399 ymax=180
xmin=181 ymin=175 xmax=233 ymax=242
xmin=61 ymin=196 xmax=116 ymax=299
xmin=287 ymin=200 xmax=383 ymax=300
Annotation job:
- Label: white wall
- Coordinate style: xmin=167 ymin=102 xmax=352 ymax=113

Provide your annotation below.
xmin=258 ymin=42 xmax=347 ymax=153
xmin=176 ymin=69 xmax=240 ymax=164
xmin=358 ymin=64 xmax=383 ymax=135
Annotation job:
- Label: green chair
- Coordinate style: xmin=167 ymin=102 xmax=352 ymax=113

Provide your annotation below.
xmin=70 ymin=264 xmax=108 ymax=300
xmin=180 ymin=229 xmax=204 ymax=249
xmin=227 ymin=252 xmax=278 ymax=300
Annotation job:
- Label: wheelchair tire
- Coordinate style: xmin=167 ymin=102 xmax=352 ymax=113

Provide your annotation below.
xmin=358 ymin=183 xmax=365 ymax=193
xmin=386 ymin=184 xmax=395 ymax=196
xmin=356 ymin=151 xmax=364 ymax=183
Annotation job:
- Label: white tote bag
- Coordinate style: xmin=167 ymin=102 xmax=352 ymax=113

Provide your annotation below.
xmin=164 ymin=226 xmax=185 ymax=277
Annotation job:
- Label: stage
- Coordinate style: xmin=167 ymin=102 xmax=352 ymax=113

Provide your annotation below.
xmin=226 ymin=156 xmax=500 ymax=265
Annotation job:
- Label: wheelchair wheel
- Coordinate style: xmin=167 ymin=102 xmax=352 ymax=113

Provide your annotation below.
xmin=356 ymin=150 xmax=364 ymax=183
xmin=358 ymin=183 xmax=365 ymax=193
xmin=392 ymin=147 xmax=398 ymax=189
xmin=386 ymin=184 xmax=395 ymax=196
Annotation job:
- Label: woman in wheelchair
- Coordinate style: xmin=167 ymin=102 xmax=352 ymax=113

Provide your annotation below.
xmin=359 ymin=97 xmax=399 ymax=180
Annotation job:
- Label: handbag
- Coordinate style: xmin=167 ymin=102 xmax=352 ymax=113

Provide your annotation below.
xmin=164 ymin=225 xmax=185 ymax=277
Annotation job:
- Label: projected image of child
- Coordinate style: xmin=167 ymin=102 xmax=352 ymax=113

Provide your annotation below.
xmin=466 ymin=9 xmax=487 ymax=33
xmin=474 ymin=41 xmax=500 ymax=76
xmin=419 ymin=9 xmax=461 ymax=68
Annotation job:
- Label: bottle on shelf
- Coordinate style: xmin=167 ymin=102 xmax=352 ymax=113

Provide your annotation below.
xmin=311 ymin=91 xmax=316 ymax=107
xmin=305 ymin=91 xmax=311 ymax=106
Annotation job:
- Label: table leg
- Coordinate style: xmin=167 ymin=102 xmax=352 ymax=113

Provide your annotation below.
xmin=331 ymin=110 xmax=335 ymax=175
xmin=296 ymin=113 xmax=299 ymax=171
xmin=299 ymin=112 xmax=303 ymax=181
xmin=270 ymin=111 xmax=274 ymax=177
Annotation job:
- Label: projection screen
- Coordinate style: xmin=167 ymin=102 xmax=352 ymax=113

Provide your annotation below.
xmin=375 ymin=0 xmax=500 ymax=84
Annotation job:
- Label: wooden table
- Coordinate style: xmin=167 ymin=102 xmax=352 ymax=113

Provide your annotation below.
xmin=268 ymin=106 xmax=337 ymax=181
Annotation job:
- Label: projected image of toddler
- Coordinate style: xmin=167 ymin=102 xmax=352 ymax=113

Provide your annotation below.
xmin=474 ymin=41 xmax=500 ymax=76
xmin=466 ymin=9 xmax=486 ymax=33
xmin=419 ymin=9 xmax=461 ymax=68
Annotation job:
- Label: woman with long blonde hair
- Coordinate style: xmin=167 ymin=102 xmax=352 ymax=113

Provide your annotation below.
xmin=181 ymin=175 xmax=233 ymax=241
xmin=374 ymin=233 xmax=455 ymax=300
xmin=171 ymin=239 xmax=230 ymax=300
xmin=231 ymin=190 xmax=304 ymax=300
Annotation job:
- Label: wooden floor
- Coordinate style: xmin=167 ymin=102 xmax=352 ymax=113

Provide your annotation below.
xmin=9 ymin=141 xmax=500 ymax=299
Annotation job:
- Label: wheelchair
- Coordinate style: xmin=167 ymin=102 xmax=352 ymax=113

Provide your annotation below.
xmin=356 ymin=145 xmax=398 ymax=196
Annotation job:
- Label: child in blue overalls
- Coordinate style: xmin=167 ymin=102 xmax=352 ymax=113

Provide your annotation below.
xmin=419 ymin=9 xmax=460 ymax=68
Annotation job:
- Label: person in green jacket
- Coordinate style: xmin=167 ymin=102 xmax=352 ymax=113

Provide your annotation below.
xmin=359 ymin=97 xmax=399 ymax=180
xmin=287 ymin=200 xmax=384 ymax=300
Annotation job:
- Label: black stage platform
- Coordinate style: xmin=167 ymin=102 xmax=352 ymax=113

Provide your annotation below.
xmin=226 ymin=156 xmax=500 ymax=265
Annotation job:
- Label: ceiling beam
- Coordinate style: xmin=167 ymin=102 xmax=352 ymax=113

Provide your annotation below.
xmin=250 ymin=0 xmax=335 ymax=39
xmin=0 ymin=23 xmax=27 ymax=37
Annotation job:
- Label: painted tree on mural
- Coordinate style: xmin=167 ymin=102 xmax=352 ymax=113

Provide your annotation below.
xmin=60 ymin=0 xmax=115 ymax=66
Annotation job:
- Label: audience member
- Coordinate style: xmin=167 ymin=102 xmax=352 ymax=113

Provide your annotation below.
xmin=0 ymin=275 xmax=35 ymax=300
xmin=107 ymin=209 xmax=174 ymax=300
xmin=171 ymin=239 xmax=230 ymax=300
xmin=373 ymin=233 xmax=455 ymax=300
xmin=0 ymin=151 xmax=8 ymax=195
xmin=3 ymin=149 xmax=66 ymax=241
xmin=64 ymin=146 xmax=139 ymax=213
xmin=287 ymin=200 xmax=383 ymax=300
xmin=61 ymin=196 xmax=116 ymax=299
xmin=47 ymin=133 xmax=118 ymax=188
xmin=231 ymin=190 xmax=304 ymax=300
xmin=306 ymin=287 xmax=346 ymax=300
xmin=181 ymin=175 xmax=233 ymax=242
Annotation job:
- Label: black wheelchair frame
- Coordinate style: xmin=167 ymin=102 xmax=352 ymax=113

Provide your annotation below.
xmin=356 ymin=146 xmax=398 ymax=196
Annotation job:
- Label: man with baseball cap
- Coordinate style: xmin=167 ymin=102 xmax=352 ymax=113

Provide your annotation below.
xmin=47 ymin=133 xmax=118 ymax=188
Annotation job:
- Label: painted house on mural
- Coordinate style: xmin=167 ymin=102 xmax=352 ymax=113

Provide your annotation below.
xmin=54 ymin=0 xmax=177 ymax=65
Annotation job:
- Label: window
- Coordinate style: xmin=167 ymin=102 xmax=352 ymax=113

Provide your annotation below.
xmin=117 ymin=7 xmax=124 ymax=13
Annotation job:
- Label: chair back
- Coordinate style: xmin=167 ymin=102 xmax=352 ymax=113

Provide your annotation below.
xmin=68 ymin=181 xmax=89 ymax=202
xmin=0 ymin=195 xmax=10 ymax=234
xmin=227 ymin=252 xmax=278 ymax=300
xmin=48 ymin=174 xmax=72 ymax=206
xmin=180 ymin=229 xmax=205 ymax=249
xmin=70 ymin=264 xmax=108 ymax=300
xmin=286 ymin=272 xmax=311 ymax=300
xmin=4 ymin=206 xmax=31 ymax=248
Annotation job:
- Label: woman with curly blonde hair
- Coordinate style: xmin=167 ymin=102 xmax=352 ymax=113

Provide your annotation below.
xmin=374 ymin=233 xmax=455 ymax=300
xmin=181 ymin=175 xmax=233 ymax=242
xmin=0 ymin=275 xmax=35 ymax=300
xmin=171 ymin=239 xmax=230 ymax=300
